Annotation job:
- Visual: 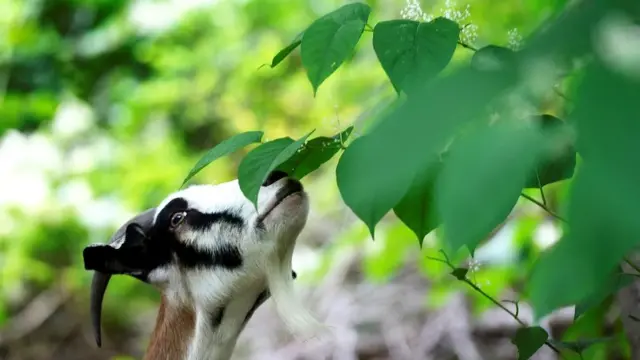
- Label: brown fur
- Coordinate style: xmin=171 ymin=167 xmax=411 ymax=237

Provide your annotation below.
xmin=143 ymin=296 xmax=195 ymax=360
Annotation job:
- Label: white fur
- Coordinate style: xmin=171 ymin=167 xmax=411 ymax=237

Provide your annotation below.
xmin=145 ymin=177 xmax=323 ymax=360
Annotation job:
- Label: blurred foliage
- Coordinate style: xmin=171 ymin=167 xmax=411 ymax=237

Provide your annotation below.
xmin=0 ymin=0 xmax=635 ymax=359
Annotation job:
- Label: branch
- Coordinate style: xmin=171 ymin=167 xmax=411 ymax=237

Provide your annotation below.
xmin=457 ymin=41 xmax=478 ymax=52
xmin=426 ymin=253 xmax=563 ymax=356
xmin=520 ymin=192 xmax=568 ymax=224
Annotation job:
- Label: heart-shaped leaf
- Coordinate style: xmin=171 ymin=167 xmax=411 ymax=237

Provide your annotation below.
xmin=238 ymin=131 xmax=313 ymax=207
xmin=527 ymin=61 xmax=640 ymax=320
xmin=393 ymin=162 xmax=441 ymax=245
xmin=437 ymin=122 xmax=544 ymax=254
xmin=182 ymin=131 xmax=264 ymax=187
xmin=301 ymin=2 xmax=371 ymax=94
xmin=278 ymin=126 xmax=353 ymax=179
xmin=336 ymin=135 xmax=415 ymax=238
xmin=373 ymin=17 xmax=460 ymax=94
xmin=512 ymin=326 xmax=548 ymax=360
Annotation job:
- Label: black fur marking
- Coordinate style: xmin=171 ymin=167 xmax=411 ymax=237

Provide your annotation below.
xmin=150 ymin=197 xmax=244 ymax=270
xmin=187 ymin=210 xmax=244 ymax=230
xmin=242 ymin=290 xmax=270 ymax=327
xmin=154 ymin=198 xmax=189 ymax=228
xmin=210 ymin=307 xmax=226 ymax=329
xmin=173 ymin=242 xmax=243 ymax=270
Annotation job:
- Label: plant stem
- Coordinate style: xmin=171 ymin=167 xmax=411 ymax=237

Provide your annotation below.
xmin=427 ymin=252 xmax=563 ymax=356
xmin=426 ymin=255 xmax=451 ymax=267
xmin=624 ymin=257 xmax=640 ymax=275
xmin=536 ymin=172 xmax=547 ymax=206
xmin=520 ymin=192 xmax=568 ymax=223
xmin=464 ymin=279 xmax=523 ymax=325
xmin=463 ymin=278 xmax=561 ymax=354
xmin=458 ymin=41 xmax=477 ymax=51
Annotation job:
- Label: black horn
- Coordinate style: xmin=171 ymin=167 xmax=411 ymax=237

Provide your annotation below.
xmin=84 ymin=208 xmax=156 ymax=347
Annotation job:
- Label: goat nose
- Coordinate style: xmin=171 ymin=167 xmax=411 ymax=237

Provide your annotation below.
xmin=262 ymin=170 xmax=288 ymax=186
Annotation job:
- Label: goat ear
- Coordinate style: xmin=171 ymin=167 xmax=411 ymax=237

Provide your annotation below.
xmin=125 ymin=223 xmax=147 ymax=242
xmin=83 ymin=223 xmax=151 ymax=275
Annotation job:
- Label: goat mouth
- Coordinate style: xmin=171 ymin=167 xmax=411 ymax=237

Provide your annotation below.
xmin=257 ymin=179 xmax=305 ymax=222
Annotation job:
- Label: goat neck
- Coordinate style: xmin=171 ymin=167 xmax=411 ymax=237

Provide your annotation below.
xmin=144 ymin=296 xmax=195 ymax=360
xmin=144 ymin=283 xmax=270 ymax=360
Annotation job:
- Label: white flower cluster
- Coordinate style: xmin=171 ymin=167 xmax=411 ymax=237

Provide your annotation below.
xmin=400 ymin=0 xmax=432 ymax=22
xmin=400 ymin=0 xmax=479 ymax=45
xmin=468 ymin=257 xmax=482 ymax=273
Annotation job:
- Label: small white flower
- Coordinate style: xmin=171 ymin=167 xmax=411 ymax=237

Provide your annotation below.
xmin=461 ymin=23 xmax=479 ymax=45
xmin=401 ymin=0 xmax=478 ymax=46
xmin=508 ymin=28 xmax=523 ymax=51
xmin=468 ymin=258 xmax=482 ymax=273
xmin=400 ymin=0 xmax=428 ymax=21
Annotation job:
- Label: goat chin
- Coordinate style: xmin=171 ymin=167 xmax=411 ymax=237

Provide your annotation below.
xmin=265 ymin=247 xmax=328 ymax=341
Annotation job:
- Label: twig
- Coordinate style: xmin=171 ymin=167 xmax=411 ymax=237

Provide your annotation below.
xmin=536 ymin=172 xmax=548 ymax=206
xmin=503 ymin=300 xmax=520 ymax=318
xmin=464 ymin=276 xmax=562 ymax=355
xmin=458 ymin=41 xmax=478 ymax=52
xmin=464 ymin=278 xmax=524 ymax=326
xmin=624 ymin=258 xmax=640 ymax=275
xmin=426 ymin=253 xmax=563 ymax=356
xmin=520 ymin=192 xmax=568 ymax=223
xmin=425 ymin=255 xmax=451 ymax=267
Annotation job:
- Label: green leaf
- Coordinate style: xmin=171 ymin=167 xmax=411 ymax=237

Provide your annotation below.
xmin=301 ymin=2 xmax=371 ymax=94
xmin=512 ymin=326 xmax=548 ymax=360
xmin=238 ymin=131 xmax=313 ymax=207
xmin=552 ymin=338 xmax=614 ymax=354
xmin=393 ymin=162 xmax=440 ymax=245
xmin=373 ymin=18 xmax=460 ymax=94
xmin=336 ymin=135 xmax=414 ymax=238
xmin=271 ymin=32 xmax=304 ymax=68
xmin=451 ymin=267 xmax=468 ymax=280
xmin=574 ymin=272 xmax=634 ymax=320
xmin=182 ymin=131 xmax=264 ymax=187
xmin=557 ymin=296 xmax=614 ymax=359
xmin=334 ymin=63 xmax=519 ymax=240
xmin=436 ymin=122 xmax=544 ymax=254
xmin=524 ymin=114 xmax=576 ymax=188
xmin=527 ymin=60 xmax=640 ymax=319
xmin=278 ymin=126 xmax=353 ymax=179
xmin=470 ymin=45 xmax=516 ymax=72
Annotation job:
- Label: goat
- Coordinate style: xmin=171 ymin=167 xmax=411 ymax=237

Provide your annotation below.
xmin=83 ymin=170 xmax=322 ymax=360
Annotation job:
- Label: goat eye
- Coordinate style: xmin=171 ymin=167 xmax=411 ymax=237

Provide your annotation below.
xmin=170 ymin=211 xmax=187 ymax=228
